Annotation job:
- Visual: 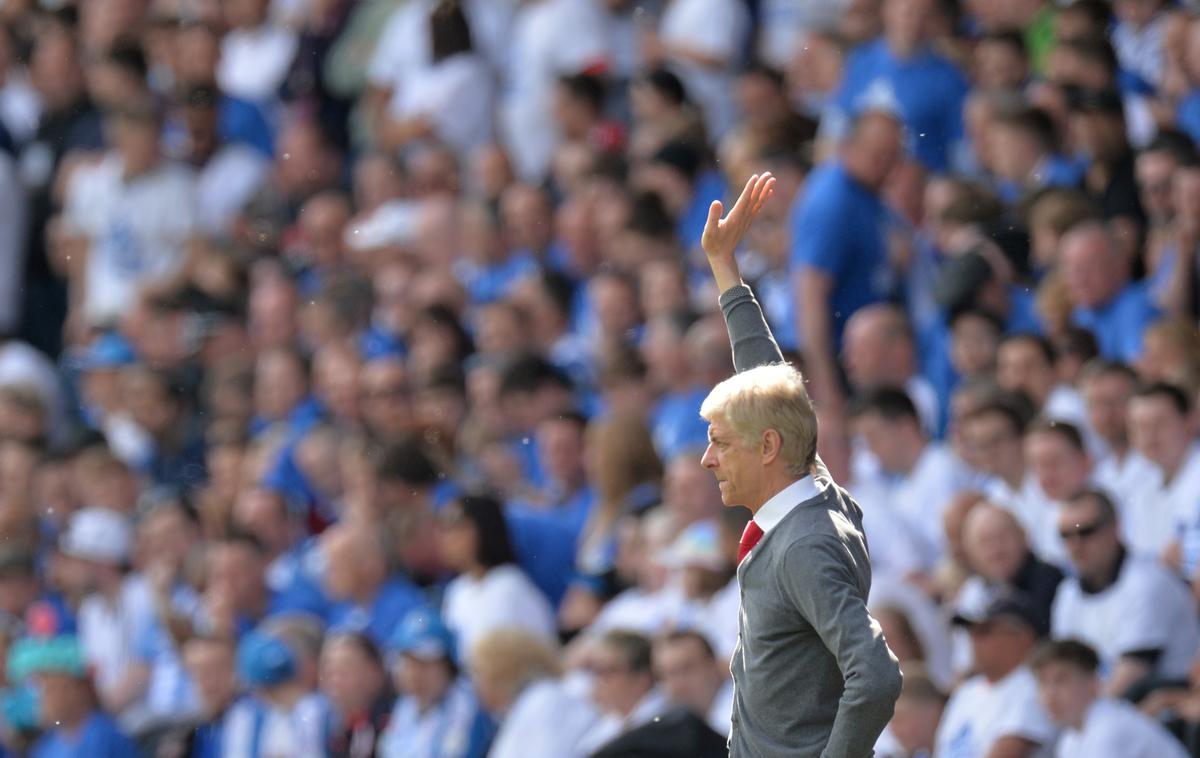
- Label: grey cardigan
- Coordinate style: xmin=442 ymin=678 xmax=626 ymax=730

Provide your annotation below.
xmin=720 ymin=285 xmax=902 ymax=758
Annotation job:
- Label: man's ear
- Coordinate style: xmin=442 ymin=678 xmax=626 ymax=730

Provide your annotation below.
xmin=761 ymin=429 xmax=783 ymax=466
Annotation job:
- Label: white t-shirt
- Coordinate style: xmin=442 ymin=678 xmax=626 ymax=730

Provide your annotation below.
xmin=223 ymin=693 xmax=330 ymax=758
xmin=987 ymin=474 xmax=1065 ymax=564
xmin=659 ymin=0 xmax=749 ymax=139
xmin=1052 ymin=554 xmax=1200 ymax=682
xmin=442 ymin=564 xmax=556 ymax=662
xmin=63 ymin=154 xmax=198 ymax=325
xmin=934 ymin=666 xmax=1058 ymax=758
xmin=499 ymin=0 xmax=608 ymax=180
xmin=1127 ymin=445 xmax=1200 ymax=569
xmin=851 ymin=466 xmax=941 ymax=580
xmin=195 ymin=143 xmax=268 ymax=233
xmin=588 ymin=585 xmax=686 ymax=638
xmin=1093 ymin=449 xmax=1156 ymax=518
xmin=489 ymin=678 xmax=599 ymax=758
xmin=388 ymin=54 xmax=494 ymax=158
xmin=892 ymin=442 xmax=969 ymax=555
xmin=217 ymin=24 xmax=298 ymax=102
xmin=1057 ymin=698 xmax=1189 ymax=758
xmin=79 ymin=580 xmax=144 ymax=701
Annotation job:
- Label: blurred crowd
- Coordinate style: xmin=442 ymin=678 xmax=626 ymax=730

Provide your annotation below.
xmin=0 ymin=0 xmax=1199 ymax=756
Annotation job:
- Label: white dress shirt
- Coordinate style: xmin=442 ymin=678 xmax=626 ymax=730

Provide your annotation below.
xmin=753 ymin=475 xmax=824 ymax=534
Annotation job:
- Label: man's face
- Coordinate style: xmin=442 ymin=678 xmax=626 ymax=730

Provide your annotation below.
xmin=1037 ymin=661 xmax=1097 ymax=728
xmin=1060 ymin=230 xmax=1117 ymax=309
xmin=320 ymin=640 xmax=382 ymax=718
xmin=1057 ymin=499 xmax=1120 ymax=579
xmin=184 ymin=640 xmax=237 ymax=716
xmin=35 ymin=671 xmax=81 ymax=727
xmin=963 ymin=509 xmax=1027 ymax=582
xmin=1025 ymin=432 xmax=1089 ymax=502
xmin=590 ymin=645 xmax=650 ymax=717
xmin=890 ymin=695 xmax=944 ymax=753
xmin=653 ymin=638 xmax=722 ymax=716
xmin=997 ymin=340 xmax=1054 ymax=406
xmin=852 ymin=412 xmax=908 ymax=474
xmin=961 ymin=412 xmax=1022 ymax=479
xmin=701 ymin=415 xmax=761 ymax=508
xmin=1129 ymin=395 xmax=1191 ymax=470
xmin=1083 ymin=372 xmax=1134 ymax=447
xmin=396 ymin=654 xmax=453 ymax=707
xmin=537 ymin=418 xmax=586 ymax=488
xmin=1137 ymin=151 xmax=1176 ymax=223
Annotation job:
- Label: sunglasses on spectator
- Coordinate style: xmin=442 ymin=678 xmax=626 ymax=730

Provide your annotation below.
xmin=1058 ymin=518 xmax=1109 ymax=542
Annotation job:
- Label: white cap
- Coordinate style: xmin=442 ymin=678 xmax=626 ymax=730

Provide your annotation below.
xmin=59 ymin=507 xmax=132 ymax=565
xmin=658 ymin=520 xmax=727 ymax=571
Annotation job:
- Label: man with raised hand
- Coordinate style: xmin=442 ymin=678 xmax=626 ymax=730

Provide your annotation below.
xmin=698 ymin=172 xmax=902 ymax=757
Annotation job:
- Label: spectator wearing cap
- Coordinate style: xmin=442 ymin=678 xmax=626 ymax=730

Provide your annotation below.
xmin=9 ymin=634 xmax=137 ymax=758
xmin=1033 ymin=639 xmax=1189 ymax=758
xmin=1061 ymin=221 xmax=1160 ymax=365
xmin=1127 ymin=383 xmax=1200 ymax=562
xmin=823 ymin=0 xmax=968 ymax=172
xmin=180 ymin=635 xmax=240 ymax=758
xmin=577 ymin=630 xmax=670 ymax=755
xmin=935 ymin=592 xmax=1058 ymax=757
xmin=319 ymin=632 xmax=393 ymax=758
xmin=652 ymin=630 xmax=733 ymax=737
xmin=223 ymin=631 xmax=331 ymax=758
xmin=57 ymin=96 xmax=197 ymax=332
xmin=56 ymin=508 xmax=148 ymax=724
xmin=473 ymin=628 xmax=598 ymax=758
xmin=657 ymin=520 xmax=738 ymax=660
xmin=318 ymin=523 xmax=426 ymax=649
xmin=437 ymin=495 xmax=555 ymax=661
xmin=378 ymin=609 xmax=494 ymax=758
xmin=1052 ymin=490 xmax=1200 ymax=697
xmin=789 ymin=108 xmax=904 ymax=478
xmin=848 ymin=387 xmax=964 ymax=579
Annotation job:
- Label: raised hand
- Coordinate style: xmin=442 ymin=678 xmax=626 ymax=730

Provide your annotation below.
xmin=700 ymin=172 xmax=776 ymax=292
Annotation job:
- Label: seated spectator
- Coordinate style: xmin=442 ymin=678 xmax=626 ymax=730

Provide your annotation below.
xmin=438 ymin=494 xmax=556 ymax=660
xmin=936 ymin=592 xmax=1058 ymax=757
xmin=1033 ymin=638 xmax=1189 ymax=758
xmin=875 ymin=663 xmax=948 ymax=758
xmin=319 ymin=632 xmax=392 ymax=758
xmin=578 ymin=630 xmax=670 ymax=754
xmin=379 ymin=609 xmax=494 ymax=758
xmin=319 ymin=523 xmax=427 ymax=648
xmin=652 ymin=630 xmax=732 ymax=737
xmin=842 ymin=304 xmax=941 ymax=435
xmin=1052 ymin=490 xmax=1200 ymax=697
xmin=1021 ymin=419 xmax=1095 ymax=562
xmin=957 ymin=504 xmax=1064 ymax=640
xmin=1080 ymin=359 xmax=1158 ymax=509
xmin=9 ymin=634 xmax=137 ymax=757
xmin=223 ymin=631 xmax=331 ymax=757
xmin=472 ymin=628 xmax=598 ymax=758
xmin=849 ymin=387 xmax=967 ymax=567
xmin=997 ymin=334 xmax=1087 ymax=429
xmin=1060 ymin=220 xmax=1160 ymax=362
xmin=1128 ymin=383 xmax=1200 ymax=564
xmin=180 ymin=635 xmax=240 ymax=758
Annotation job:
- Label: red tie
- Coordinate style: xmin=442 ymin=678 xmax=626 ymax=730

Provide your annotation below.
xmin=738 ymin=520 xmax=765 ymax=564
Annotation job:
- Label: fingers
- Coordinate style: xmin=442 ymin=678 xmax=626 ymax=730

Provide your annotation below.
xmin=752 ymin=177 xmax=776 ymax=214
xmin=705 ymin=199 xmax=725 ymax=232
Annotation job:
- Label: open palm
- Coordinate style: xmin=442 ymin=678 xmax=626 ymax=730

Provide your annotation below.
xmin=701 ymin=172 xmax=776 ymax=264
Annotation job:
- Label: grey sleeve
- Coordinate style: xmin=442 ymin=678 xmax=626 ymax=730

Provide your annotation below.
xmin=718 ymin=284 xmax=785 ymax=373
xmin=779 ymin=536 xmax=903 ymax=758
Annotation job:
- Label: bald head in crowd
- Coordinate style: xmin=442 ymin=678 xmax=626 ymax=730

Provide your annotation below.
xmin=962 ymin=503 xmax=1029 ymax=584
xmin=842 ymin=110 xmax=905 ymax=191
xmin=320 ymin=523 xmax=390 ymax=605
xmin=1059 ymin=221 xmax=1128 ymax=309
xmin=843 ymin=304 xmax=917 ymax=389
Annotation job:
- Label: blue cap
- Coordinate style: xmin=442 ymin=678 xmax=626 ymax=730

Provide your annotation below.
xmin=389 ymin=609 xmax=457 ymax=665
xmin=71 ymin=333 xmax=136 ymax=371
xmin=237 ymin=632 xmax=297 ymax=687
xmin=8 ymin=635 xmax=87 ymax=681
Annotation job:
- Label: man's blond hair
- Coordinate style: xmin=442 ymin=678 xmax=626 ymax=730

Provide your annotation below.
xmin=699 ymin=363 xmax=818 ymax=477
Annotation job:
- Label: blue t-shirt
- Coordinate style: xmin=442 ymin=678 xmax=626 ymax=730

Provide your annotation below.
xmin=504 ymin=510 xmax=578 ymax=609
xmin=789 ymin=161 xmax=896 ymax=348
xmin=831 ymin=39 xmax=969 ymax=171
xmin=218 ymin=96 xmax=275 ymax=158
xmin=455 ymin=254 xmax=539 ymax=306
xmin=651 ymin=387 xmax=712 ymax=463
xmin=31 ymin=712 xmax=137 ymax=758
xmin=1072 ymin=282 xmax=1160 ymax=362
xmin=326 ymin=577 xmax=427 ymax=647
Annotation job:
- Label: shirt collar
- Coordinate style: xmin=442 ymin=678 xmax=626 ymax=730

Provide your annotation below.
xmin=753 ymin=476 xmax=824 ymax=534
